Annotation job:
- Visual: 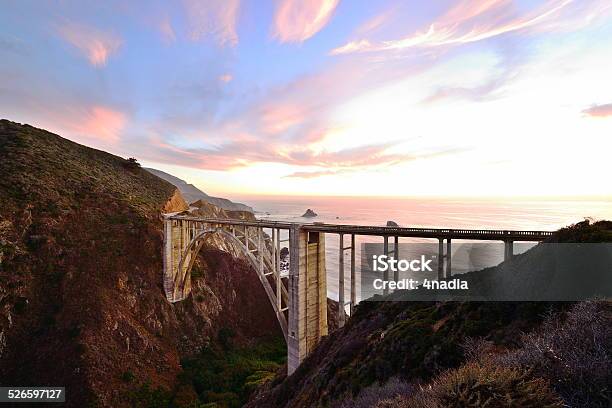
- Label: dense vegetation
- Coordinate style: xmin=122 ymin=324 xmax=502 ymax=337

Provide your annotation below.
xmin=123 ymin=334 xmax=285 ymax=408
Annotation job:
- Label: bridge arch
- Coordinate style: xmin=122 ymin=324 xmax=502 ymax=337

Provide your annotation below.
xmin=175 ymin=228 xmax=288 ymax=341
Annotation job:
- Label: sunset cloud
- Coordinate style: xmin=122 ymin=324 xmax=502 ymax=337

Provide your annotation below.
xmin=183 ymin=0 xmax=240 ymax=46
xmin=139 ymin=134 xmax=464 ymax=177
xmin=260 ymin=103 xmax=306 ymax=134
xmin=273 ymin=0 xmax=340 ymax=43
xmin=74 ymin=106 xmax=127 ymax=143
xmin=583 ymin=103 xmax=612 ymax=118
xmin=283 ymin=170 xmax=339 ymax=178
xmin=57 ymin=22 xmax=122 ymax=67
xmin=219 ymin=73 xmax=233 ymax=83
xmin=331 ymin=0 xmax=572 ymax=55
xmin=158 ymin=18 xmax=176 ymax=43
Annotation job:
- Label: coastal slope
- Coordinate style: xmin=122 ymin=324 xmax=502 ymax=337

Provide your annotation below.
xmin=248 ymin=221 xmax=612 ymax=408
xmin=145 ymin=167 xmax=253 ymax=213
xmin=0 ymin=120 xmax=280 ymax=407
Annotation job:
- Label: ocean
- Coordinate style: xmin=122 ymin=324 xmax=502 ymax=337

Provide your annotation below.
xmin=236 ymin=196 xmax=612 ymax=304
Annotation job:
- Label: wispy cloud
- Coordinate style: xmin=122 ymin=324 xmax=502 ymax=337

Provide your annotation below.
xmin=56 ymin=22 xmax=122 ymax=67
xmin=158 ymin=18 xmax=176 ymax=43
xmin=583 ymin=103 xmax=612 ymax=118
xmin=331 ymin=0 xmax=573 ymax=55
xmin=218 ymin=73 xmax=233 ymax=83
xmin=272 ymin=0 xmax=340 ymax=43
xmin=75 ymin=106 xmax=127 ymax=142
xmin=142 ymin=137 xmax=407 ymax=171
xmin=281 ymin=146 xmax=467 ymax=178
xmin=283 ymin=169 xmax=339 ymax=178
xmin=183 ymin=0 xmax=240 ymax=46
xmin=260 ymin=103 xmax=307 ymax=134
xmin=421 ymin=57 xmax=521 ymax=105
xmin=0 ymin=35 xmax=28 ymax=55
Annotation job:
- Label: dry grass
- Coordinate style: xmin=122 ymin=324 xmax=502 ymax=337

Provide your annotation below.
xmin=377 ymin=363 xmax=562 ymax=408
xmin=335 ymin=377 xmax=412 ymax=408
xmin=498 ymin=301 xmax=612 ymax=407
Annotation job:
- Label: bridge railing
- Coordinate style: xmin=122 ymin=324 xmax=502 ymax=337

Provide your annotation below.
xmin=166 ymin=215 xmax=554 ymax=241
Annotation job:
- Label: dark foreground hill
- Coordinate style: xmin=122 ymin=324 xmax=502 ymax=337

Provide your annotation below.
xmin=0 ymin=120 xmax=281 ymax=407
xmin=247 ymin=221 xmax=612 ymax=408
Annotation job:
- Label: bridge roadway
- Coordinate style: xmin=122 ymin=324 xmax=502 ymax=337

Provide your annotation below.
xmin=166 ymin=215 xmax=554 ymax=241
xmin=162 ymin=214 xmax=554 ymax=375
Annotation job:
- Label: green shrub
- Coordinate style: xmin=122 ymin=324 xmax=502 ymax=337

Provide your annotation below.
xmin=125 ymin=382 xmax=172 ymax=408
xmin=178 ymin=337 xmax=285 ymax=407
xmin=218 ymin=327 xmax=235 ymax=350
xmin=13 ymin=296 xmax=28 ymax=314
xmin=121 ymin=370 xmax=135 ymax=383
xmin=123 ymin=157 xmax=141 ymax=170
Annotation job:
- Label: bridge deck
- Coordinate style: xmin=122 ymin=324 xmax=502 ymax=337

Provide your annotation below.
xmin=166 ymin=215 xmax=554 ymax=241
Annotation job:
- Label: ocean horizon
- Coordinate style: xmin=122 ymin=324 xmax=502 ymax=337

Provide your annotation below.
xmin=237 ymin=196 xmax=612 ymax=303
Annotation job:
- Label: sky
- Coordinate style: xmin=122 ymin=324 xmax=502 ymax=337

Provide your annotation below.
xmin=1 ymin=0 xmax=612 ymax=198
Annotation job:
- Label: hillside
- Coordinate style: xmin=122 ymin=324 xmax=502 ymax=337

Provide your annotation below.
xmin=0 ymin=120 xmax=281 ymax=407
xmin=247 ymin=221 xmax=612 ymax=408
xmin=145 ymin=168 xmax=253 ymax=213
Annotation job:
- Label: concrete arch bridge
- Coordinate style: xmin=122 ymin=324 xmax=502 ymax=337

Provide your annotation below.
xmin=162 ymin=215 xmax=553 ymax=374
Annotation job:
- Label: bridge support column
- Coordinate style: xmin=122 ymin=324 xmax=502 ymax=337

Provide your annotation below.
xmin=383 ymin=236 xmax=389 ymax=295
xmin=393 ymin=236 xmax=399 ymax=282
xmin=338 ymin=234 xmax=345 ymax=328
xmin=504 ymin=240 xmax=514 ymax=261
xmin=350 ymin=234 xmax=356 ymax=316
xmin=437 ymin=238 xmax=444 ymax=280
xmin=163 ymin=217 xmax=194 ymax=302
xmin=446 ymin=239 xmax=452 ymax=278
xmin=287 ymin=227 xmax=328 ymax=375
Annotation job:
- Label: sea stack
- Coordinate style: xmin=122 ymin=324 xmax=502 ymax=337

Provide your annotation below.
xmin=386 ymin=220 xmax=399 ymax=227
xmin=302 ymin=208 xmax=318 ymax=217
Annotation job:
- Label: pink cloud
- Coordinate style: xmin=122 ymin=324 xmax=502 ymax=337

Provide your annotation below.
xmin=260 ymin=103 xmax=306 ymax=134
xmin=583 ymin=103 xmax=612 ymax=118
xmin=219 ymin=73 xmax=233 ymax=83
xmin=355 ymin=8 xmax=395 ymax=35
xmin=57 ymin=22 xmax=122 ymax=67
xmin=158 ymin=18 xmax=176 ymax=43
xmin=183 ymin=0 xmax=240 ymax=46
xmin=331 ymin=0 xmax=573 ymax=54
xmin=72 ymin=106 xmax=127 ymax=143
xmin=273 ymin=0 xmax=340 ymax=43
xmin=138 ymin=132 xmax=465 ymax=174
xmin=283 ymin=169 xmax=339 ymax=178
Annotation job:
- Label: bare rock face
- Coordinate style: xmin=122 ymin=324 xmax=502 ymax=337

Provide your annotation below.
xmin=326 ymin=298 xmax=348 ymax=333
xmin=302 ymin=209 xmax=318 ymax=218
xmin=163 ymin=189 xmax=189 ymax=213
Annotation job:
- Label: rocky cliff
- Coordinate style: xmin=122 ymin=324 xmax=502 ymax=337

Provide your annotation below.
xmin=145 ymin=168 xmax=254 ymax=213
xmin=0 ymin=120 xmax=280 ymax=407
